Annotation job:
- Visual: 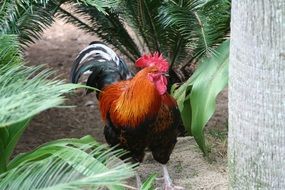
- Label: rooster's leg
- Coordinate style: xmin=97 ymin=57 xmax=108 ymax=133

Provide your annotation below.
xmin=162 ymin=165 xmax=184 ymax=190
xmin=136 ymin=173 xmax=142 ymax=189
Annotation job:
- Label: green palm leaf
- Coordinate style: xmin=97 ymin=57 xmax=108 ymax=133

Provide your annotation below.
xmin=0 ymin=62 xmax=82 ymax=172
xmin=0 ymin=136 xmax=136 ymax=190
xmin=56 ymin=4 xmax=141 ymax=62
xmin=0 ymin=0 xmax=57 ymax=46
xmin=0 ymin=64 xmax=81 ymax=127
xmin=0 ymin=34 xmax=81 ymax=127
xmin=121 ymin=0 xmax=163 ymax=52
xmin=121 ymin=0 xmax=187 ymax=60
xmin=0 ymin=34 xmax=22 ymax=66
xmin=159 ymin=0 xmax=230 ymax=61
xmin=0 ymin=0 xmax=120 ymax=46
xmin=80 ymin=0 xmax=120 ymax=14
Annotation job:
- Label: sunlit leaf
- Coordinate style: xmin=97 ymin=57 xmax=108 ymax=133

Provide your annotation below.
xmin=173 ymin=40 xmax=229 ymax=154
xmin=0 ymin=136 xmax=136 ymax=190
xmin=0 ymin=65 xmax=82 ymax=127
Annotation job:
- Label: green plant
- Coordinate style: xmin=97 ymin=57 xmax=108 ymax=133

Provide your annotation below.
xmin=0 ymin=0 xmax=119 ymax=46
xmin=159 ymin=0 xmax=230 ymax=58
xmin=0 ymin=34 xmax=80 ymax=172
xmin=0 ymin=35 xmax=22 ymax=66
xmin=141 ymin=174 xmax=157 ymax=190
xmin=0 ymin=64 xmax=82 ymax=171
xmin=55 ymin=0 xmax=230 ymax=82
xmin=0 ymin=0 xmax=56 ymax=45
xmin=0 ymin=136 xmax=136 ymax=190
xmin=172 ymin=40 xmax=229 ymax=155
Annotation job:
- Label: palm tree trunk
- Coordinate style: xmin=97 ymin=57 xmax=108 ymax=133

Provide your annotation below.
xmin=229 ymin=0 xmax=285 ymax=189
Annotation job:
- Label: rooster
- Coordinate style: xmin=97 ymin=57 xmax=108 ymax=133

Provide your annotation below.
xmin=71 ymin=42 xmax=183 ymax=190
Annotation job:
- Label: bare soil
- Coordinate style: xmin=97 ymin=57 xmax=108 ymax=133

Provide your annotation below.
xmin=16 ymin=19 xmax=228 ymax=190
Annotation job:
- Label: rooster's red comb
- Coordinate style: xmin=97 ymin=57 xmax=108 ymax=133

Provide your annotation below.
xmin=135 ymin=52 xmax=169 ymax=72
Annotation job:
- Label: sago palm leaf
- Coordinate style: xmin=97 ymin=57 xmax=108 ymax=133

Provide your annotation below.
xmin=56 ymin=4 xmax=140 ymax=62
xmin=0 ymin=33 xmax=83 ymax=172
xmin=0 ymin=135 xmax=136 ymax=190
xmin=121 ymin=0 xmax=189 ymax=64
xmin=57 ymin=0 xmax=190 ymax=65
xmin=0 ymin=0 xmax=58 ymax=46
xmin=121 ymin=0 xmax=163 ymax=53
xmin=0 ymin=64 xmax=82 ymax=127
xmin=159 ymin=0 xmax=230 ymax=64
xmin=0 ymin=0 xmax=120 ymax=46
xmin=80 ymin=0 xmax=120 ymax=14
xmin=0 ymin=63 xmax=82 ymax=172
xmin=0 ymin=34 xmax=22 ymax=66
xmin=51 ymin=0 xmax=230 ymax=79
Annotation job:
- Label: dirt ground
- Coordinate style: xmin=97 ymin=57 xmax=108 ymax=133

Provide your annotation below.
xmin=16 ymin=19 xmax=228 ymax=190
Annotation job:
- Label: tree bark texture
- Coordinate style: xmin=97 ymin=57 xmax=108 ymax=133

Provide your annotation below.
xmin=229 ymin=0 xmax=285 ymax=189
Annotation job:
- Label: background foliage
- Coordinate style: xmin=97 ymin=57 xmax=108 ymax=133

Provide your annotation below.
xmin=56 ymin=0 xmax=230 ymax=84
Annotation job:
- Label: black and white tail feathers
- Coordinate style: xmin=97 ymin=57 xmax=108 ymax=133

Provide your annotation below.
xmin=70 ymin=41 xmax=133 ymax=94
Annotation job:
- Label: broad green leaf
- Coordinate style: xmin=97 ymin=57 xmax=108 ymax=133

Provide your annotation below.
xmin=0 ymin=118 xmax=31 ymax=173
xmin=0 ymin=127 xmax=9 ymax=173
xmin=4 ymin=119 xmax=31 ymax=168
xmin=173 ymin=40 xmax=229 ymax=154
xmin=180 ymin=97 xmax=192 ymax=136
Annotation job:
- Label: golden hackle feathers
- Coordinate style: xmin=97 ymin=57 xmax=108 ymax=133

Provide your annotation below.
xmin=99 ymin=67 xmax=162 ymax=128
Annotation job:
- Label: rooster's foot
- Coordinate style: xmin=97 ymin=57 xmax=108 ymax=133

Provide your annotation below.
xmin=162 ymin=165 xmax=184 ymax=190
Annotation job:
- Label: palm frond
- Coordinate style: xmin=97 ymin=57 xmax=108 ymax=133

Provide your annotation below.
xmin=121 ymin=0 xmax=163 ymax=53
xmin=0 ymin=0 xmax=59 ymax=46
xmin=192 ymin=0 xmax=230 ymax=57
xmin=159 ymin=0 xmax=230 ymax=62
xmin=80 ymin=0 xmax=120 ymax=14
xmin=0 ymin=64 xmax=81 ymax=127
xmin=0 ymin=135 xmax=136 ymax=190
xmin=0 ymin=34 xmax=22 ymax=67
xmin=0 ymin=0 xmax=118 ymax=46
xmin=118 ymin=0 xmax=191 ymax=71
xmin=57 ymin=3 xmax=141 ymax=62
xmin=53 ymin=0 xmax=229 ymax=74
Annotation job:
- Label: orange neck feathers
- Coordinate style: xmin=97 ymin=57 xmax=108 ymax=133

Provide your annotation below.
xmin=99 ymin=67 xmax=163 ymax=128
